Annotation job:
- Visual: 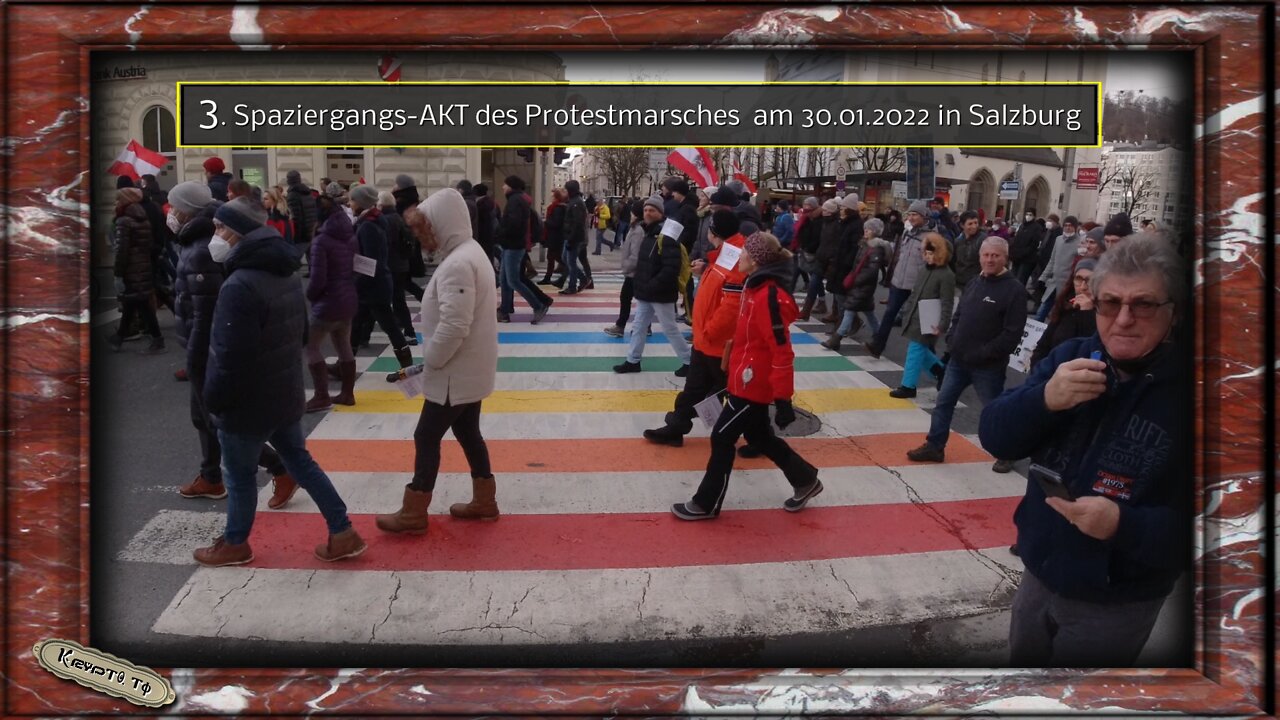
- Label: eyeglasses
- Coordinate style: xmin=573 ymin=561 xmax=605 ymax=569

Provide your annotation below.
xmin=1095 ymin=297 xmax=1173 ymax=318
xmin=1072 ymin=275 xmax=1091 ymax=283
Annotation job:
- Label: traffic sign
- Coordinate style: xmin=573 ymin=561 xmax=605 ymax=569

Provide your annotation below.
xmin=999 ymin=179 xmax=1021 ymax=200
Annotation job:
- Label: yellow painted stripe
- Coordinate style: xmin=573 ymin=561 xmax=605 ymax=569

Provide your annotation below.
xmin=335 ymin=389 xmax=915 ymax=414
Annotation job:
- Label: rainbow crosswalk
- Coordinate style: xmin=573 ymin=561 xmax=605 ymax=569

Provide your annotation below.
xmin=122 ymin=273 xmax=1024 ymax=648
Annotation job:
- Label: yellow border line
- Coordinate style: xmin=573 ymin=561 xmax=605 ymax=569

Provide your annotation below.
xmin=175 ymin=80 xmax=1104 ymax=149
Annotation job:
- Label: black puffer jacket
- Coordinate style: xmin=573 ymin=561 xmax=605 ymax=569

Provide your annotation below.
xmin=951 ymin=230 xmax=986 ymax=289
xmin=813 ymin=214 xmax=843 ymax=281
xmin=173 ymin=203 xmax=225 ymax=373
xmin=207 ymin=172 xmax=233 ymax=202
xmin=842 ymin=241 xmax=888 ymax=313
xmin=672 ymin=194 xmax=700 ymax=251
xmin=825 ymin=214 xmax=863 ymax=287
xmin=354 ymin=209 xmax=393 ymax=304
xmin=632 ymin=221 xmax=682 ymax=303
xmin=382 ymin=208 xmax=413 ymax=275
xmin=498 ymin=190 xmax=531 ymax=251
xmin=286 ymin=182 xmax=318 ymax=243
xmin=562 ymin=194 xmax=588 ymax=249
xmin=204 ymin=228 xmax=307 ymax=435
xmin=113 ymin=201 xmax=154 ymax=300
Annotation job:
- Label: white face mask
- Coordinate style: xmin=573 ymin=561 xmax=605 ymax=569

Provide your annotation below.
xmin=1076 ymin=243 xmax=1089 ymax=256
xmin=1045 ymin=221 xmax=1056 ymax=230
xmin=166 ymin=212 xmax=182 ymax=234
xmin=902 ymin=219 xmax=915 ymax=230
xmin=209 ymin=234 xmax=232 ymax=263
xmin=1024 ymin=214 xmax=1034 ymax=222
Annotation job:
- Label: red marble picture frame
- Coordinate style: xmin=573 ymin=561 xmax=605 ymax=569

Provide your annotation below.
xmin=2 ymin=3 xmax=1272 ymax=715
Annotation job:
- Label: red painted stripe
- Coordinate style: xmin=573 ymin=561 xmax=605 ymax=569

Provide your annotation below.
xmin=308 ymin=434 xmax=992 ymax=474
xmin=238 ymin=497 xmax=1018 ymax=572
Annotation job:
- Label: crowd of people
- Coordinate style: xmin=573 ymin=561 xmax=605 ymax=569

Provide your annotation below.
xmin=107 ymin=160 xmax=1189 ymax=666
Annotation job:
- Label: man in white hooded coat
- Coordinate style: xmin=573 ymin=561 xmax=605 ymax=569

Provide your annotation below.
xmin=376 ymin=188 xmax=501 ymax=534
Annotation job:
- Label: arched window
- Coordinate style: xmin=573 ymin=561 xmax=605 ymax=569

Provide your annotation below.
xmin=140 ymin=105 xmax=177 ymax=189
xmin=141 ymin=106 xmax=175 ymax=154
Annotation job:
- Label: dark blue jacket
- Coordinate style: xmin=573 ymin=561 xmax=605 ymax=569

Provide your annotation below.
xmin=203 ymin=227 xmax=307 ymax=436
xmin=979 ymin=335 xmax=1189 ymax=604
xmin=173 ymin=203 xmax=224 ymax=373
xmin=207 ymin=172 xmax=233 ymax=202
xmin=946 ymin=271 xmax=1027 ymax=369
xmin=354 ymin=209 xmax=393 ymax=304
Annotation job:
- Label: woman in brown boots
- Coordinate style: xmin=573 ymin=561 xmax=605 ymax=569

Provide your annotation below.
xmin=377 ymin=187 xmax=500 ymax=534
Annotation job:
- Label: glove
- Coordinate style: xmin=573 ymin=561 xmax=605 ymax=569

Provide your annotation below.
xmin=774 ymin=399 xmax=796 ymax=429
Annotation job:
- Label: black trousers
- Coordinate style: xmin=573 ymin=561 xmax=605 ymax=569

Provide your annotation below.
xmin=665 ymin=349 xmax=725 ymax=435
xmin=615 ymin=277 xmax=634 ymax=329
xmin=578 ymin=245 xmax=593 ymax=279
xmin=544 ymin=241 xmax=564 ymax=279
xmin=188 ymin=366 xmax=286 ymax=482
xmin=410 ymin=399 xmax=492 ymax=491
xmin=116 ymin=296 xmax=161 ymax=339
xmin=391 ymin=272 xmax=416 ymax=332
xmin=352 ymin=300 xmax=407 ymax=349
xmin=692 ymin=394 xmax=817 ymax=514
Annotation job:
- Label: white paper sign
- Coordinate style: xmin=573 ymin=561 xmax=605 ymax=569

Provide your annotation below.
xmin=917 ymin=298 xmax=942 ymax=335
xmin=714 ymin=242 xmax=743 ymax=270
xmin=694 ymin=393 xmax=725 ymax=430
xmin=661 ymin=218 xmax=685 ymax=240
xmin=394 ymin=370 xmax=424 ymax=399
xmin=891 ymin=180 xmax=908 ymax=199
xmin=352 ymin=253 xmax=377 ymax=277
xmin=1008 ymin=317 xmax=1049 ymax=373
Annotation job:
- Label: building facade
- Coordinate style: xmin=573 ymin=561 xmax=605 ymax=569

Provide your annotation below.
xmin=1097 ymin=143 xmax=1191 ymax=228
xmin=93 ymin=51 xmax=565 ymax=260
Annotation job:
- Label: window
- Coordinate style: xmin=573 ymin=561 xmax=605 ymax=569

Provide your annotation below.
xmin=944 ymin=153 xmax=955 ymax=165
xmin=141 ymin=106 xmax=175 ymax=154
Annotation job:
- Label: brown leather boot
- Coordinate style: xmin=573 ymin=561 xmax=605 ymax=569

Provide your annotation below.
xmin=267 ymin=474 xmax=298 ymax=509
xmin=305 ymin=362 xmax=332 ymax=413
xmin=314 ymin=527 xmax=367 ymax=562
xmin=376 ymin=485 xmax=432 ymax=534
xmin=820 ymin=332 xmax=843 ymax=351
xmin=334 ymin=360 xmax=357 ymax=406
xmin=820 ymin=307 xmax=841 ymax=324
xmin=449 ymin=475 xmax=500 ymax=521
xmin=798 ymin=295 xmax=815 ymax=321
xmin=327 ymin=362 xmax=341 ymax=381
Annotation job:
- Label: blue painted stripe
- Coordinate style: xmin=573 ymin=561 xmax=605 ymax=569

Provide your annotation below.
xmin=497 ymin=332 xmax=819 ymax=344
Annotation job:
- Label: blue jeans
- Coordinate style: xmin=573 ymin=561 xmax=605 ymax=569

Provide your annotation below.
xmin=218 ymin=420 xmax=352 ymax=544
xmin=901 ymin=340 xmax=943 ymax=389
xmin=836 ymin=308 xmax=880 ymax=337
xmin=627 ymin=300 xmax=691 ymax=365
xmin=562 ymin=244 xmax=587 ymax=291
xmin=499 ymin=248 xmax=545 ymax=314
xmin=594 ymin=228 xmax=614 ymax=253
xmin=871 ymin=286 xmax=912 ymax=349
xmin=1035 ymin=288 xmax=1056 ymax=322
xmin=926 ymin=360 xmax=1006 ymax=449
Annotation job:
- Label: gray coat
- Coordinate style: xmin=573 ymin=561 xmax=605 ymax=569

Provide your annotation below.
xmin=890 ymin=225 xmax=927 ymax=291
xmin=901 ymin=264 xmax=956 ymax=345
xmin=1039 ymin=231 xmax=1082 ymax=293
xmin=619 ymin=223 xmax=645 ymax=278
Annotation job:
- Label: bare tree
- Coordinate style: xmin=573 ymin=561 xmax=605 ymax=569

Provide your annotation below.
xmin=592 ymin=148 xmax=651 ymax=196
xmin=1116 ymin=165 xmax=1158 ymax=216
xmin=1095 ymin=154 xmax=1124 ymax=196
xmin=848 ymin=146 xmax=905 ymax=173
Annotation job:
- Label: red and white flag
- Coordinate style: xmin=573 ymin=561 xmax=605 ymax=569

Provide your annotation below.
xmin=108 ymin=139 xmax=167 ymax=182
xmin=732 ymin=157 xmax=757 ymax=194
xmin=378 ymin=54 xmax=402 ymax=83
xmin=666 ymin=147 xmax=719 ymax=189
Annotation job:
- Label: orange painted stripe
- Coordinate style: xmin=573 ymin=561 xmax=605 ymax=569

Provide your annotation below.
xmin=308 ymin=434 xmax=992 ymax=474
xmin=238 ymin=497 xmax=1019 ymax=572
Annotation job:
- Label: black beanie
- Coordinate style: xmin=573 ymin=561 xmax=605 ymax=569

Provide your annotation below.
xmin=709 ymin=208 xmax=741 ymax=238
xmin=1104 ymin=212 xmax=1133 ymax=238
xmin=504 ymin=175 xmax=526 ymax=193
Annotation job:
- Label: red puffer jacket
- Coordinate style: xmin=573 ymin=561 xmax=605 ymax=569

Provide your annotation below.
xmin=727 ymin=261 xmax=798 ymax=405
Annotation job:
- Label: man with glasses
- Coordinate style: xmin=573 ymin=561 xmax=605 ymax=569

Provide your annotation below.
xmin=906 ymin=236 xmax=1027 ymax=470
xmin=980 ymin=236 xmax=1188 ymax=667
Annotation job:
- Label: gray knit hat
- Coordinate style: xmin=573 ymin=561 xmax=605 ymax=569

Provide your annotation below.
xmin=907 ymin=199 xmax=930 ymax=218
xmin=325 ymin=182 xmax=348 ymax=204
xmin=863 ymin=218 xmax=885 ymax=237
xmin=349 ymin=184 xmax=379 ymax=210
xmin=1086 ymin=227 xmax=1105 ymax=242
xmin=394 ymin=174 xmax=416 ymax=191
xmin=214 ymin=196 xmax=267 ymax=236
xmin=839 ymin=192 xmax=861 ymax=211
xmin=285 ymin=169 xmax=302 ymax=185
xmin=643 ymin=194 xmax=665 ymax=213
xmin=167 ymin=181 xmax=213 ymax=214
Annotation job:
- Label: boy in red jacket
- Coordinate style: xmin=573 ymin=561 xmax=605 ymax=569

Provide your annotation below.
xmin=672 ymin=232 xmax=823 ymax=520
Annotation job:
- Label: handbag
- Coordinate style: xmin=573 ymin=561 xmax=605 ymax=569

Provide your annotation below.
xmin=842 ymin=247 xmax=872 ymax=291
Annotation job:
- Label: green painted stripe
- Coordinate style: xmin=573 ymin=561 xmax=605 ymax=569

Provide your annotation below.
xmin=366 ymin=355 xmax=861 ymax=373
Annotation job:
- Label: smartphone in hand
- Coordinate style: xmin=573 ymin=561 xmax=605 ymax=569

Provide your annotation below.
xmin=1029 ymin=463 xmax=1074 ymax=501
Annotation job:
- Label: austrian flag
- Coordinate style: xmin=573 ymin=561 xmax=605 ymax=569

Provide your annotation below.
xmin=109 ymin=140 xmax=168 ymax=182
xmin=666 ymin=147 xmax=719 ymax=189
